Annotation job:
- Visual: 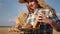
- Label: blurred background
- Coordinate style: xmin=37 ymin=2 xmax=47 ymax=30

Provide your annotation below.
xmin=0 ymin=0 xmax=60 ymax=34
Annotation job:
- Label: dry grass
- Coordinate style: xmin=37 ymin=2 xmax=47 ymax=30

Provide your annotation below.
xmin=0 ymin=27 xmax=60 ymax=34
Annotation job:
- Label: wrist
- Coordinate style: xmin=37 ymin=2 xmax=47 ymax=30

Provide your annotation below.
xmin=48 ymin=19 xmax=53 ymax=25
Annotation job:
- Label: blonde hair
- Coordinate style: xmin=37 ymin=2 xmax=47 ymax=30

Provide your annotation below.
xmin=37 ymin=0 xmax=55 ymax=14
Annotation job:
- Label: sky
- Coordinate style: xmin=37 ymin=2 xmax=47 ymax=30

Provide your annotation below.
xmin=0 ymin=0 xmax=60 ymax=26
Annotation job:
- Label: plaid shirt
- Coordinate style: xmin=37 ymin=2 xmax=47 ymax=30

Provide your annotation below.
xmin=26 ymin=8 xmax=60 ymax=34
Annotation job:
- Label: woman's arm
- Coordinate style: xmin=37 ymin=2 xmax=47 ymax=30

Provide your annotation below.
xmin=49 ymin=10 xmax=60 ymax=32
xmin=51 ymin=20 xmax=60 ymax=32
xmin=33 ymin=17 xmax=38 ymax=28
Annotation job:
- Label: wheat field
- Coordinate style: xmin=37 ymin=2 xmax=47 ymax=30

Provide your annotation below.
xmin=0 ymin=27 xmax=60 ymax=34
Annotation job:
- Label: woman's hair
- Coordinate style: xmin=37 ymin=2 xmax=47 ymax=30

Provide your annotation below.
xmin=37 ymin=0 xmax=55 ymax=14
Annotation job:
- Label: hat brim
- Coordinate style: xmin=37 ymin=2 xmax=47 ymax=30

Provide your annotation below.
xmin=19 ymin=0 xmax=26 ymax=3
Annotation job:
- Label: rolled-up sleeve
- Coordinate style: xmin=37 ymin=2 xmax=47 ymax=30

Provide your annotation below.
xmin=49 ymin=11 xmax=60 ymax=31
xmin=49 ymin=11 xmax=60 ymax=24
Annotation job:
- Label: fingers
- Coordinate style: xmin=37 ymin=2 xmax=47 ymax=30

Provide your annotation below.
xmin=36 ymin=12 xmax=48 ymax=23
xmin=36 ymin=12 xmax=52 ymax=24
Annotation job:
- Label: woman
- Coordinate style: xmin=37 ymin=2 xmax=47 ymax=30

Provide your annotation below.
xmin=19 ymin=0 xmax=60 ymax=30
xmin=18 ymin=0 xmax=60 ymax=34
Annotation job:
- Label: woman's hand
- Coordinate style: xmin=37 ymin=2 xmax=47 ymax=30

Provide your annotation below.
xmin=33 ymin=12 xmax=53 ymax=28
xmin=36 ymin=12 xmax=53 ymax=25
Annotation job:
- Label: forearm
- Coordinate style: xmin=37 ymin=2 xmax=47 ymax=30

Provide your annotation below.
xmin=51 ymin=21 xmax=60 ymax=32
xmin=33 ymin=20 xmax=38 ymax=28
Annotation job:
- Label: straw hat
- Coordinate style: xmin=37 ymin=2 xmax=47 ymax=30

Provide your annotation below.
xmin=19 ymin=0 xmax=25 ymax=3
xmin=19 ymin=0 xmax=37 ymax=3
